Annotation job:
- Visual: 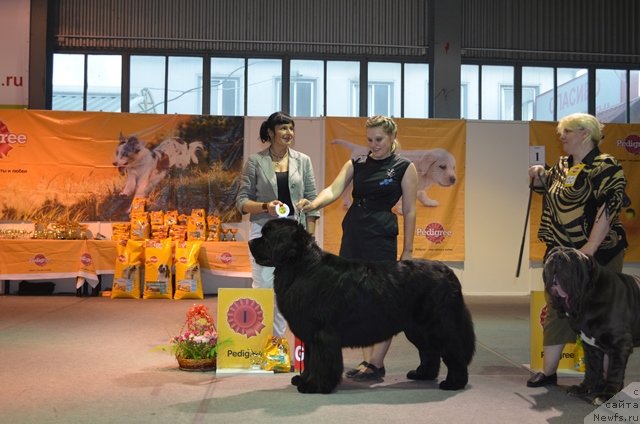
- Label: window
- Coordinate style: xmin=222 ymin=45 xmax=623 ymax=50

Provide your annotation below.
xmin=596 ymin=69 xmax=627 ymax=123
xmin=211 ymin=57 xmax=245 ymax=116
xmin=522 ymin=67 xmax=554 ymax=121
xmin=556 ymin=68 xmax=588 ymax=120
xmin=290 ymin=60 xmax=323 ymax=117
xmin=481 ymin=65 xmax=513 ymax=120
xmin=247 ymin=59 xmax=282 ymax=116
xmin=326 ymin=61 xmax=359 ymax=117
xmin=52 ymin=53 xmax=122 ymax=112
xmin=167 ymin=57 xmax=203 ymax=114
xmin=368 ymin=62 xmax=401 ymax=116
xmin=460 ymin=65 xmax=479 ymax=119
xmin=404 ymin=63 xmax=429 ymax=118
xmin=130 ymin=55 xmax=165 ymax=114
xmin=52 ymin=53 xmax=85 ymax=110
xmin=632 ymin=70 xmax=640 ymax=123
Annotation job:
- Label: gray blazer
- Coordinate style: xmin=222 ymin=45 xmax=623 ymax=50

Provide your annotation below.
xmin=236 ymin=147 xmax=320 ymax=226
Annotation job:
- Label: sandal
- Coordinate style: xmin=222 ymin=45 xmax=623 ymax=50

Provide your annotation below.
xmin=352 ymin=363 xmax=385 ymax=382
xmin=345 ymin=361 xmax=369 ymax=378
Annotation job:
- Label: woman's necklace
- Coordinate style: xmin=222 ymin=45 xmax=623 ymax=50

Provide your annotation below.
xmin=269 ymin=148 xmax=288 ymax=166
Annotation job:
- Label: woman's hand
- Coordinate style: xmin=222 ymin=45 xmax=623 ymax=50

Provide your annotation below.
xmin=528 ymin=165 xmax=546 ymax=187
xmin=295 ymin=198 xmax=315 ymax=213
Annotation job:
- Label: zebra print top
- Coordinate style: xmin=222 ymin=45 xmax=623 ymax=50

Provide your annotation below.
xmin=535 ymin=147 xmax=628 ymax=264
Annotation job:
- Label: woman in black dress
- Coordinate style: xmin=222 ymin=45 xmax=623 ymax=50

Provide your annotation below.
xmin=297 ymin=115 xmax=418 ymax=381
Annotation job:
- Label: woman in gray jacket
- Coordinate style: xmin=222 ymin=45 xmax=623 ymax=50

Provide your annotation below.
xmin=236 ymin=111 xmax=320 ymax=337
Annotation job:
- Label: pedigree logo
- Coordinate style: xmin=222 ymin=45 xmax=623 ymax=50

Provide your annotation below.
xmin=0 ymin=120 xmax=27 ymax=159
xmin=219 ymin=252 xmax=233 ymax=264
xmin=617 ymin=134 xmax=640 ymax=155
xmin=30 ymin=254 xmax=49 ymax=267
xmin=80 ymin=253 xmax=93 ymax=266
xmin=417 ymin=222 xmax=453 ymax=244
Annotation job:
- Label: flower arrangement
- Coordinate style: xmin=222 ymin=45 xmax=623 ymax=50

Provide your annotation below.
xmin=167 ymin=304 xmax=219 ymax=365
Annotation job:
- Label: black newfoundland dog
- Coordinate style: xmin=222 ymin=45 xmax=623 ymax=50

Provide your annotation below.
xmin=248 ymin=219 xmax=476 ymax=394
xmin=544 ymin=246 xmax=640 ymax=405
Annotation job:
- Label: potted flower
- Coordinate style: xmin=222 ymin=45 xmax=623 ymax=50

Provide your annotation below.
xmin=166 ymin=304 xmax=220 ymax=371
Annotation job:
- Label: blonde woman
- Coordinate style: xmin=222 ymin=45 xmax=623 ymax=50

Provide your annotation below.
xmin=526 ymin=113 xmax=628 ymax=390
xmin=297 ymin=115 xmax=418 ymax=381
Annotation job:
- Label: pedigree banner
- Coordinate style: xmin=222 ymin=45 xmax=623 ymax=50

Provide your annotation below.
xmin=0 ymin=110 xmax=243 ymax=222
xmin=323 ymin=118 xmax=465 ymax=261
xmin=529 ymin=122 xmax=640 ymax=261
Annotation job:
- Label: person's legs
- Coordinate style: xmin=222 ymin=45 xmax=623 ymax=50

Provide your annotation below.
xmin=249 ymin=222 xmax=287 ymax=338
xmin=542 ymin=344 xmax=565 ymax=375
xmin=350 ymin=339 xmax=391 ymax=381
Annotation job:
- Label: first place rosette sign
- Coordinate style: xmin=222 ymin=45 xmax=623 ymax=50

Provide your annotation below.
xmin=216 ymin=288 xmax=275 ymax=371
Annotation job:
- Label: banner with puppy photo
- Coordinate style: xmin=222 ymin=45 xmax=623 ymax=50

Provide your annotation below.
xmin=529 ymin=122 xmax=640 ymax=261
xmin=0 ymin=110 xmax=243 ymax=222
xmin=323 ymin=117 xmax=465 ymax=261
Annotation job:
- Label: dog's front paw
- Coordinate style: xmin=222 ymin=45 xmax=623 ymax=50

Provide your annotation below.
xmin=567 ymin=383 xmax=593 ymax=396
xmin=439 ymin=379 xmax=467 ymax=391
xmin=296 ymin=381 xmax=332 ymax=394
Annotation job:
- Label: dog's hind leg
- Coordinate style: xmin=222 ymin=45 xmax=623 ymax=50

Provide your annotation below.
xmin=404 ymin=329 xmax=441 ymax=381
xmin=440 ymin=351 xmax=469 ymax=390
xmin=295 ymin=330 xmax=343 ymax=394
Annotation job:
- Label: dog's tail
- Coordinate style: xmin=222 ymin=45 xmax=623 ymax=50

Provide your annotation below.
xmin=189 ymin=141 xmax=205 ymax=164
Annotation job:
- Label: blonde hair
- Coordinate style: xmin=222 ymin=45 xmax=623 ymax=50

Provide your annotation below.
xmin=365 ymin=115 xmax=400 ymax=153
xmin=557 ymin=113 xmax=604 ymax=146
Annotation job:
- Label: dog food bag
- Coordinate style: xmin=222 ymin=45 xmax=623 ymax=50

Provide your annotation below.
xmin=173 ymin=240 xmax=204 ymax=300
xmin=206 ymin=214 xmax=221 ymax=241
xmin=131 ymin=197 xmax=146 ymax=213
xmin=111 ymin=223 xmax=131 ymax=241
xmin=169 ymin=224 xmax=187 ymax=241
xmin=164 ymin=210 xmax=178 ymax=227
xmin=130 ymin=212 xmax=150 ymax=240
xmin=187 ymin=216 xmax=206 ymax=241
xmin=143 ymin=238 xmax=173 ymax=299
xmin=262 ymin=336 xmax=291 ymax=372
xmin=111 ymin=239 xmax=144 ymax=299
xmin=149 ymin=210 xmax=164 ymax=226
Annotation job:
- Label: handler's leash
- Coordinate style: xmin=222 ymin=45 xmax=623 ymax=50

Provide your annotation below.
xmin=516 ymin=179 xmax=534 ymax=278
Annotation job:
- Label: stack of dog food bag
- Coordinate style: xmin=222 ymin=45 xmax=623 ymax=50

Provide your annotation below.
xmin=110 ymin=199 xmax=221 ymax=300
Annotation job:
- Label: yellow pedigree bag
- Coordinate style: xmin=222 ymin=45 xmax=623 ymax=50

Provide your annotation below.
xmin=143 ymin=238 xmax=173 ymax=299
xmin=173 ymin=240 xmax=204 ymax=300
xmin=262 ymin=336 xmax=291 ymax=372
xmin=111 ymin=239 xmax=144 ymax=299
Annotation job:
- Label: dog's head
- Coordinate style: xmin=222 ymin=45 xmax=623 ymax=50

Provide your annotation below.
xmin=417 ymin=148 xmax=457 ymax=187
xmin=113 ymin=133 xmax=144 ymax=170
xmin=543 ymin=246 xmax=595 ymax=317
xmin=248 ymin=219 xmax=314 ymax=267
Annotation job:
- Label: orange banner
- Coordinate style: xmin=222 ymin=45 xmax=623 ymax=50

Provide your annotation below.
xmin=0 ymin=110 xmax=243 ymax=222
xmin=529 ymin=122 xmax=640 ymax=261
xmin=323 ymin=118 xmax=465 ymax=261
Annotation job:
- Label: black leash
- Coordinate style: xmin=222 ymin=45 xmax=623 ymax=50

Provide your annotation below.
xmin=516 ymin=179 xmax=534 ymax=278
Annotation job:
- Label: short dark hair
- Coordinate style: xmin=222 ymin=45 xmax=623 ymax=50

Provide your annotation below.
xmin=259 ymin=111 xmax=295 ymax=143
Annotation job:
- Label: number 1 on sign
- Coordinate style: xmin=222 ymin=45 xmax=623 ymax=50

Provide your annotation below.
xmin=529 ymin=146 xmax=545 ymax=166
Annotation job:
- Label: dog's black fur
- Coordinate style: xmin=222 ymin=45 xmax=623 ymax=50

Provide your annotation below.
xmin=544 ymin=246 xmax=640 ymax=405
xmin=248 ymin=219 xmax=476 ymax=394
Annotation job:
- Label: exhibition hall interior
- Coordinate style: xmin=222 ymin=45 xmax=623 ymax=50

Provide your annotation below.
xmin=1 ymin=1 xmax=639 ymax=423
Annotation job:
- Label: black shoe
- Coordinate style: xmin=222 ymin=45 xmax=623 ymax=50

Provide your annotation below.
xmin=527 ymin=372 xmax=557 ymax=387
xmin=345 ymin=361 xmax=369 ymax=378
xmin=352 ymin=363 xmax=385 ymax=382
